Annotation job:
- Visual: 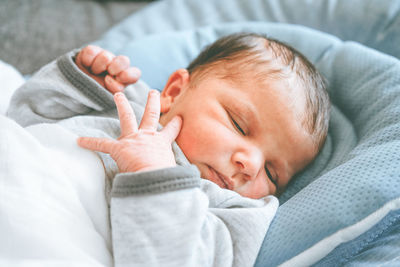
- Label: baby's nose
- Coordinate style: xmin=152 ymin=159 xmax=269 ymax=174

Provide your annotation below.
xmin=232 ymin=148 xmax=264 ymax=180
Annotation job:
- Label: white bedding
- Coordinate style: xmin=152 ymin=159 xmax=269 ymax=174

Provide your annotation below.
xmin=0 ymin=60 xmax=25 ymax=115
xmin=0 ymin=116 xmax=112 ymax=266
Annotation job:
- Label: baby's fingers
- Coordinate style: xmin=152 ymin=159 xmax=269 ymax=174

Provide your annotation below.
xmin=115 ymin=67 xmax=142 ymax=84
xmin=161 ymin=116 xmax=182 ymax=143
xmin=91 ymin=50 xmax=115 ymax=74
xmin=105 ymin=75 xmax=125 ymax=94
xmin=139 ymin=90 xmax=161 ymax=131
xmin=78 ymin=45 xmax=103 ymax=67
xmin=77 ymin=136 xmax=117 ymax=154
xmin=114 ymin=92 xmax=138 ymax=136
xmin=108 ymin=55 xmax=130 ymax=76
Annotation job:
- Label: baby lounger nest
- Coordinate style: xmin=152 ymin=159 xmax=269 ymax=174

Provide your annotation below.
xmin=94 ymin=0 xmax=400 ymax=265
xmin=1 ymin=0 xmax=399 ymax=266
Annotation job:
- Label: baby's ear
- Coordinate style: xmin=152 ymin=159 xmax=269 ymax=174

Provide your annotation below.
xmin=160 ymin=69 xmax=190 ymax=113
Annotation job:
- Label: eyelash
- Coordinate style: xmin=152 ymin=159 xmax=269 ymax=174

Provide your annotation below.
xmin=265 ymin=165 xmax=277 ymax=187
xmin=230 ymin=114 xmax=246 ymax=136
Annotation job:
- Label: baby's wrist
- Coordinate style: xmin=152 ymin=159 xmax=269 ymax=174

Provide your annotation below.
xmin=121 ymin=162 xmax=177 ymax=174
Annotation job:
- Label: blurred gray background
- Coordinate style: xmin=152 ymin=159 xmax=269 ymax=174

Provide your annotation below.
xmin=0 ymin=0 xmax=153 ymax=75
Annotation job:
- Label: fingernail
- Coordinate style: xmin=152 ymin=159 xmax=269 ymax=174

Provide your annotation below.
xmin=115 ymin=92 xmax=123 ymax=98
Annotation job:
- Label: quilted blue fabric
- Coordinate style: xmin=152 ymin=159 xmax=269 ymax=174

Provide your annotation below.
xmin=92 ymin=0 xmax=400 ymax=265
xmin=95 ymin=0 xmax=400 ymax=59
xmin=314 ymin=209 xmax=400 ymax=266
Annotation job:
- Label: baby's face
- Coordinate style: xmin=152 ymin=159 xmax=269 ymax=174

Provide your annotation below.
xmin=159 ymin=69 xmax=316 ymax=198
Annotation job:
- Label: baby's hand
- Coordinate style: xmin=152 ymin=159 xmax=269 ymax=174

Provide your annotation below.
xmin=75 ymin=45 xmax=142 ymax=94
xmin=77 ymin=91 xmax=182 ymax=173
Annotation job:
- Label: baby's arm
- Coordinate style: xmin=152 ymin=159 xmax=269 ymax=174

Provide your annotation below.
xmin=110 ymin=179 xmax=278 ymax=267
xmin=78 ymin=92 xmax=278 ymax=267
xmin=7 ymin=46 xmax=140 ymax=127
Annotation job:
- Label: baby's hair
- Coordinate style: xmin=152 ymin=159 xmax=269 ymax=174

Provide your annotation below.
xmin=187 ymin=32 xmax=330 ymax=151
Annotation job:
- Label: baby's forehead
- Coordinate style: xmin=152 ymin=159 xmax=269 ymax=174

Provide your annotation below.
xmin=220 ymin=73 xmax=308 ymax=123
xmin=221 ymin=67 xmax=304 ymax=98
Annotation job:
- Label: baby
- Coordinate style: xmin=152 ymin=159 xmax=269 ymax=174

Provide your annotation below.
xmin=76 ymin=33 xmax=330 ymax=197
xmin=7 ymin=33 xmax=329 ymax=266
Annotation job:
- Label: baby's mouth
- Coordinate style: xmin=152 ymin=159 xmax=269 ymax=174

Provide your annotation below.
xmin=206 ymin=165 xmax=233 ymax=190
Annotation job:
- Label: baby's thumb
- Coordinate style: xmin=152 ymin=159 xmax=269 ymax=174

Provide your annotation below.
xmin=105 ymin=75 xmax=125 ymax=94
xmin=162 ymin=116 xmax=182 ymax=142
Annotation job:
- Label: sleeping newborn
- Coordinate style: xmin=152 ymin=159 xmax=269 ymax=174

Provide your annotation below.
xmin=76 ymin=33 xmax=330 ymax=198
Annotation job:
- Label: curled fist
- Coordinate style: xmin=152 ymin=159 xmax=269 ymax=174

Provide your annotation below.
xmin=77 ymin=91 xmax=182 ymax=173
xmin=75 ymin=45 xmax=142 ymax=94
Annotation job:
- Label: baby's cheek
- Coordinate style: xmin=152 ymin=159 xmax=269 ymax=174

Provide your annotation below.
xmin=175 ymin=121 xmax=216 ymax=163
xmin=175 ymin=125 xmax=200 ymax=160
xmin=238 ymin=180 xmax=271 ymax=199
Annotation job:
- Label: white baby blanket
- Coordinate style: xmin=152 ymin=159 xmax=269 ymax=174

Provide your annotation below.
xmin=0 ymin=116 xmax=112 ymax=266
xmin=0 ymin=60 xmax=25 ymax=115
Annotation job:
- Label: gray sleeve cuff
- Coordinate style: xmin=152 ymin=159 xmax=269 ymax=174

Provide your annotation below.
xmin=56 ymin=50 xmax=115 ymax=109
xmin=111 ymin=164 xmax=201 ymax=197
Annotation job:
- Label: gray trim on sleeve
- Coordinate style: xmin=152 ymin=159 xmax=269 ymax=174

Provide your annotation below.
xmin=111 ymin=165 xmax=201 ymax=197
xmin=57 ymin=51 xmax=115 ymax=109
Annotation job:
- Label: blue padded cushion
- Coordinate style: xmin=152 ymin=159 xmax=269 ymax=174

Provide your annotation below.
xmin=95 ymin=0 xmax=400 ymax=60
xmin=315 ymin=209 xmax=400 ymax=266
xmin=92 ymin=0 xmax=400 ymax=265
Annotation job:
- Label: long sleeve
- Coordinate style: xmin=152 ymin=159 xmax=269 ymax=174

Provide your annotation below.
xmin=110 ymin=165 xmax=279 ymax=267
xmin=7 ymin=50 xmax=116 ymax=127
xmin=7 ymin=50 xmax=151 ymax=128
